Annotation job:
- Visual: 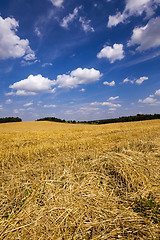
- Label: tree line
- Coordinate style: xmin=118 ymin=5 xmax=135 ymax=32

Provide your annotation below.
xmin=36 ymin=117 xmax=66 ymax=123
xmin=83 ymin=114 xmax=160 ymax=124
xmin=0 ymin=117 xmax=22 ymax=123
xmin=36 ymin=114 xmax=160 ymax=124
xmin=36 ymin=117 xmax=77 ymax=123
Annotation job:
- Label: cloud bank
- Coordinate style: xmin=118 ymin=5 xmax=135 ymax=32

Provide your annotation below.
xmin=8 ymin=68 xmax=102 ymax=95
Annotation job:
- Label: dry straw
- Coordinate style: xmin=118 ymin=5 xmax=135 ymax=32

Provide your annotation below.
xmin=0 ymin=120 xmax=160 ymax=239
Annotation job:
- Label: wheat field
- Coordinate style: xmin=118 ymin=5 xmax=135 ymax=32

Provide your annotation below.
xmin=0 ymin=120 xmax=160 ymax=239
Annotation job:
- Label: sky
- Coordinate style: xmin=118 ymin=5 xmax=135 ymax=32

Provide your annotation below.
xmin=0 ymin=0 xmax=160 ymax=121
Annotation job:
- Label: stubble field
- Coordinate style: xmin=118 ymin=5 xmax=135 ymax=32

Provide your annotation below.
xmin=0 ymin=120 xmax=160 ymax=239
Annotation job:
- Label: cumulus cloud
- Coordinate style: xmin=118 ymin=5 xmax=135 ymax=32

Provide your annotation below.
xmin=123 ymin=78 xmax=134 ymax=84
xmin=138 ymin=97 xmax=157 ymax=103
xmin=23 ymin=49 xmax=36 ymax=61
xmin=155 ymin=89 xmax=160 ymax=96
xmin=0 ymin=16 xmax=35 ymax=60
xmin=5 ymin=91 xmax=15 ymax=96
xmin=122 ymin=76 xmax=148 ymax=84
xmin=91 ymin=95 xmax=121 ymax=108
xmin=0 ymin=105 xmax=3 ymax=110
xmin=91 ymin=101 xmax=121 ymax=108
xmin=128 ymin=17 xmax=160 ymax=51
xmin=44 ymin=104 xmax=56 ymax=108
xmin=79 ymin=17 xmax=94 ymax=32
xmin=16 ymin=90 xmax=37 ymax=96
xmin=56 ymin=68 xmax=102 ymax=88
xmin=8 ymin=68 xmax=102 ymax=95
xmin=50 ymin=0 xmax=64 ymax=7
xmin=23 ymin=102 xmax=33 ymax=107
xmin=61 ymin=7 xmax=80 ymax=28
xmin=103 ymin=81 xmax=115 ymax=86
xmin=108 ymin=12 xmax=125 ymax=28
xmin=9 ymin=74 xmax=55 ymax=95
xmin=108 ymin=0 xmax=160 ymax=28
xmin=97 ymin=44 xmax=124 ymax=63
xmin=108 ymin=96 xmax=119 ymax=101
xmin=80 ymin=88 xmax=85 ymax=92
xmin=136 ymin=76 xmax=148 ymax=84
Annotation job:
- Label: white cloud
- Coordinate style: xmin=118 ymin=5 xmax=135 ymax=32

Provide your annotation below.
xmin=91 ymin=101 xmax=121 ymax=108
xmin=125 ymin=0 xmax=154 ymax=17
xmin=61 ymin=6 xmax=93 ymax=32
xmin=21 ymin=59 xmax=39 ymax=67
xmin=97 ymin=44 xmax=124 ymax=63
xmin=136 ymin=76 xmax=148 ymax=84
xmin=102 ymin=102 xmax=121 ymax=107
xmin=26 ymin=107 xmax=34 ymax=111
xmin=123 ymin=77 xmax=134 ymax=84
xmin=103 ymin=81 xmax=115 ymax=86
xmin=5 ymin=91 xmax=15 ymax=96
xmin=23 ymin=102 xmax=33 ymax=107
xmin=0 ymin=105 xmax=3 ymax=110
xmin=79 ymin=17 xmax=94 ymax=32
xmin=108 ymin=96 xmax=119 ymax=101
xmin=6 ymin=99 xmax=12 ymax=104
xmin=8 ymin=68 xmax=102 ymax=95
xmin=109 ymin=108 xmax=116 ymax=111
xmin=77 ymin=107 xmax=99 ymax=113
xmin=128 ymin=17 xmax=160 ymax=51
xmin=108 ymin=12 xmax=125 ymax=28
xmin=34 ymin=27 xmax=41 ymax=36
xmin=0 ymin=16 xmax=35 ymax=60
xmin=16 ymin=90 xmax=37 ymax=96
xmin=138 ymin=97 xmax=157 ymax=103
xmin=9 ymin=74 xmax=55 ymax=95
xmin=56 ymin=74 xmax=77 ymax=88
xmin=61 ymin=7 xmax=80 ymax=28
xmin=56 ymin=68 xmax=102 ymax=88
xmin=71 ymin=68 xmax=101 ymax=83
xmin=44 ymin=104 xmax=56 ymax=108
xmin=23 ymin=49 xmax=36 ymax=61
xmin=42 ymin=63 xmax=53 ymax=67
xmin=14 ymin=107 xmax=34 ymax=112
xmin=108 ymin=0 xmax=160 ymax=28
xmin=155 ymin=89 xmax=160 ymax=96
xmin=122 ymin=76 xmax=148 ymax=84
xmin=50 ymin=0 xmax=64 ymax=7
xmin=80 ymin=88 xmax=85 ymax=92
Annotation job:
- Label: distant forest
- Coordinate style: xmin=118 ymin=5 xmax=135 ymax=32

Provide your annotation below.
xmin=36 ymin=114 xmax=160 ymax=124
xmin=36 ymin=117 xmax=66 ymax=123
xmin=0 ymin=117 xmax=22 ymax=123
xmin=84 ymin=114 xmax=160 ymax=124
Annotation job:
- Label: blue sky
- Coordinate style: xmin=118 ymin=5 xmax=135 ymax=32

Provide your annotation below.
xmin=0 ymin=0 xmax=160 ymax=121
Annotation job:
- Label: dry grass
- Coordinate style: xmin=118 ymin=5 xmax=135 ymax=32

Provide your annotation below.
xmin=0 ymin=120 xmax=160 ymax=239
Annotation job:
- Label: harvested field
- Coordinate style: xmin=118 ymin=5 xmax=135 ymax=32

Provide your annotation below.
xmin=0 ymin=120 xmax=160 ymax=239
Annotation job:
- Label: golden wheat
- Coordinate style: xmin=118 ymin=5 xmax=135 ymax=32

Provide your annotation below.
xmin=0 ymin=120 xmax=160 ymax=239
